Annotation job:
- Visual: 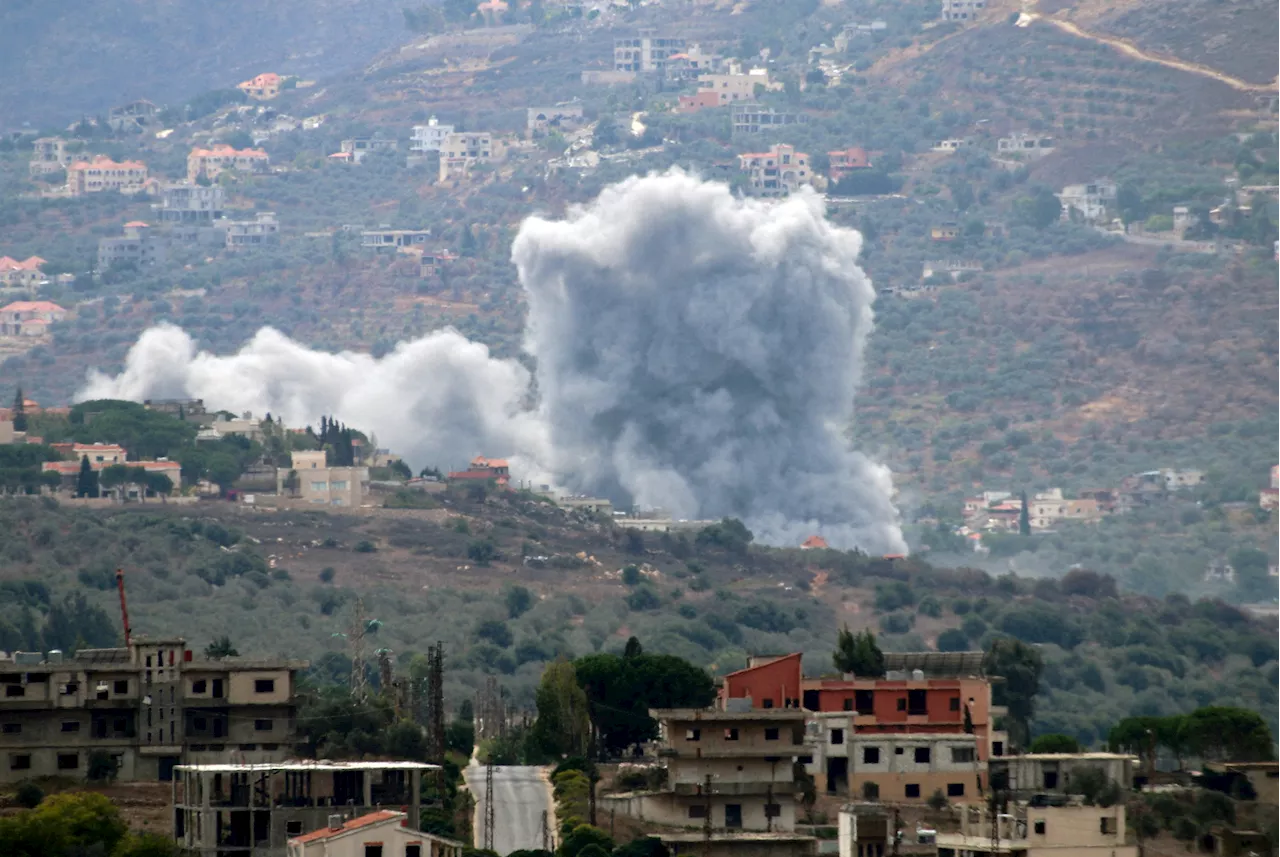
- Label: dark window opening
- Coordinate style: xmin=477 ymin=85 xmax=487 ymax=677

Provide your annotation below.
xmin=254 ymin=679 xmax=275 ymax=694
xmin=255 ymin=719 xmax=272 ymax=731
xmin=1034 ymin=821 xmax=1046 ymax=835
xmin=407 ymin=847 xmax=422 ymax=857
xmin=725 ymin=804 xmax=743 ymax=828
xmin=192 ymin=679 xmax=207 ymax=694
xmin=947 ymin=783 xmax=965 ymax=797
xmin=863 ymin=747 xmax=880 ymax=764
xmin=949 ymin=697 xmax=961 ymax=711
xmin=905 ymin=784 xmax=920 ymax=798
xmin=914 ymin=747 xmax=931 ymax=764
xmin=114 ymin=680 xmax=129 ymax=694
xmin=861 ymin=781 xmax=879 ymax=800
xmin=5 ymin=685 xmax=24 ymax=697
xmin=765 ymin=803 xmax=781 ymax=818
xmin=896 ymin=698 xmax=906 ymax=711
xmin=11 ymin=754 xmax=31 ymax=770
xmin=843 ymin=698 xmax=854 ymax=711
xmin=725 ymin=728 xmax=740 ymax=741
xmin=907 ymin=690 xmax=927 ymax=716
xmin=688 ymin=805 xmax=707 ymax=819
xmin=58 ymin=753 xmax=79 ymax=770
xmin=1044 ymin=771 xmax=1059 ymax=789
xmin=686 ymin=728 xmax=700 ymax=741
xmin=765 ymin=728 xmax=779 ymax=741
xmin=364 ymin=846 xmax=383 ymax=857
xmin=831 ymin=728 xmax=844 ymax=745
xmin=1 ymin=723 xmax=20 ymax=734
xmin=62 ymin=721 xmax=80 ymax=733
xmin=286 ymin=821 xmax=303 ymax=835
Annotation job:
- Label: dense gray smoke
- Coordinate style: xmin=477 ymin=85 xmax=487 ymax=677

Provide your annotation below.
xmin=81 ymin=170 xmax=903 ymax=552
xmin=513 ymin=170 xmax=903 ymax=553
xmin=80 ymin=325 xmax=545 ymax=474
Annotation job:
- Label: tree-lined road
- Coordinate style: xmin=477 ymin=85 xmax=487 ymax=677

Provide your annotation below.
xmin=465 ymin=763 xmax=554 ymax=856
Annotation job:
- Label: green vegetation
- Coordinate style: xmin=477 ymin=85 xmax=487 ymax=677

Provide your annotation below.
xmin=0 ymin=790 xmax=178 ymax=856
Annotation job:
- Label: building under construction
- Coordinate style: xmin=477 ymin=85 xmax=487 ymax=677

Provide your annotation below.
xmin=0 ymin=637 xmax=306 ymax=783
xmin=172 ymin=760 xmax=438 ymax=855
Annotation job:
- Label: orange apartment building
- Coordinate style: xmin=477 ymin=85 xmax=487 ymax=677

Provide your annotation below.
xmin=65 ymin=156 xmax=149 ymax=196
xmin=237 ymin=72 xmax=282 ymax=100
xmin=187 ymin=145 xmax=270 ymax=182
xmin=721 ymin=652 xmax=1005 ymax=803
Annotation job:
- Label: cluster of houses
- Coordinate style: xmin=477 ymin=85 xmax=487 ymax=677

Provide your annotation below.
xmin=960 ymin=469 xmax=1208 ymax=538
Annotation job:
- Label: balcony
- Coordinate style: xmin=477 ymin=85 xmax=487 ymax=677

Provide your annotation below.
xmin=671 ymin=780 xmax=792 ymax=797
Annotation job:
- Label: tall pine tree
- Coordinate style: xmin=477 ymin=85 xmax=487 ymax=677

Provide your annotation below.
xmin=1019 ymin=491 xmax=1031 ymax=536
xmin=76 ymin=456 xmax=98 ymax=498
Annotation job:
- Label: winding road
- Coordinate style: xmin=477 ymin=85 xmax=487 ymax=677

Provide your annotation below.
xmin=465 ymin=763 xmax=555 ymax=855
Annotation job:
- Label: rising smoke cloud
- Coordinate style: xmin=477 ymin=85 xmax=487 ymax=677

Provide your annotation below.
xmin=81 ymin=170 xmax=904 ymax=553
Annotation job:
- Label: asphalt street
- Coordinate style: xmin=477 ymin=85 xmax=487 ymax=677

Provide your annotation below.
xmin=465 ymin=763 xmax=554 ymax=855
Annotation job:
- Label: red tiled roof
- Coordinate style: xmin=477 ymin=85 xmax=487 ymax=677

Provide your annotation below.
xmin=66 ymin=155 xmax=147 ymax=171
xmin=124 ymin=221 xmax=149 ymax=228
xmin=290 ymin=810 xmax=403 ymax=844
xmin=1 ymin=301 xmax=66 ymax=314
xmin=472 ymin=456 xmax=509 ymax=469
xmin=801 ymin=535 xmax=829 ymax=549
xmin=239 ymin=73 xmax=282 ymax=88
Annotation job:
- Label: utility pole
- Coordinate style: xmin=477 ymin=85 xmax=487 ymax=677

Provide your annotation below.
xmin=348 ymin=596 xmax=368 ymax=701
xmin=892 ymin=808 xmax=901 ymax=856
xmin=483 ymin=760 xmax=496 ymax=852
xmin=541 ymin=809 xmax=550 ymax=852
xmin=427 ymin=642 xmax=445 ymax=763
xmin=706 ymin=777 xmax=716 ymax=857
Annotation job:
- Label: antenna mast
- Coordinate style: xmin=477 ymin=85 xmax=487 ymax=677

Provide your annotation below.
xmin=349 ymin=596 xmax=368 ymax=700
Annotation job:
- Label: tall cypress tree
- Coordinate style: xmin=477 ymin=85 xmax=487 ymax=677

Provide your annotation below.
xmin=12 ymin=386 xmax=27 ymax=432
xmin=76 ymin=456 xmax=98 ymax=498
xmin=1019 ymin=491 xmax=1031 ymax=536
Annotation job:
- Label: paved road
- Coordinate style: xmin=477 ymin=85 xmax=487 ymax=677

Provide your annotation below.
xmin=465 ymin=763 xmax=554 ymax=855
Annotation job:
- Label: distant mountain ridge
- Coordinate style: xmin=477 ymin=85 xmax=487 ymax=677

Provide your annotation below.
xmin=0 ymin=0 xmax=409 ymax=129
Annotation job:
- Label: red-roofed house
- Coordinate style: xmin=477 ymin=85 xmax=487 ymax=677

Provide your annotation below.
xmin=0 ymin=256 xmax=48 ymax=288
xmin=1 ymin=300 xmax=66 ymax=336
xmin=287 ymin=810 xmax=464 ymax=857
xmin=801 ymin=535 xmax=829 ymax=550
xmin=187 ymin=144 xmax=270 ymax=182
xmin=238 ymin=72 xmax=282 ymax=100
xmin=447 ymin=455 xmax=510 ymax=486
xmin=828 ymin=147 xmax=872 ymax=180
xmin=65 ymin=156 xmax=149 ymax=196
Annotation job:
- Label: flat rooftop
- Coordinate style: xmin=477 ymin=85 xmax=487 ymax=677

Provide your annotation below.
xmin=658 ymin=833 xmax=817 ymax=843
xmin=652 ymin=708 xmax=808 ymax=721
xmin=1000 ymin=753 xmax=1137 ymax=762
xmin=176 ymin=761 xmax=438 ymax=773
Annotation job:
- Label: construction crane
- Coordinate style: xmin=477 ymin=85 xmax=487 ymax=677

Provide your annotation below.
xmin=115 ymin=568 xmax=132 ymax=645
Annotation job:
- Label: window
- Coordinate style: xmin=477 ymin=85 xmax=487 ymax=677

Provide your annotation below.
xmin=905 ymin=784 xmax=920 ymax=798
xmin=1034 ymin=820 xmax=1046 ymax=835
xmin=831 ymin=728 xmax=844 ymax=745
xmin=798 ymin=755 xmax=813 ymax=765
xmin=62 ymin=721 xmax=80 ymax=733
xmin=724 ymin=728 xmax=740 ymax=741
xmin=11 ymin=754 xmax=31 ymax=770
xmin=685 ymin=728 xmax=701 ymax=741
xmin=861 ymin=782 xmax=879 ymax=800
xmin=895 ymin=747 xmax=904 ymax=755
xmin=951 ymin=747 xmax=975 ymax=764
xmin=896 ymin=698 xmax=906 ymax=711
xmin=364 ymin=846 xmax=383 ymax=857
xmin=843 ymin=698 xmax=853 ymax=711
xmin=407 ymin=847 xmax=422 ymax=857
xmin=1 ymin=723 xmax=20 ymax=734
xmin=311 ymin=481 xmax=328 ymax=491
xmin=907 ymin=690 xmax=927 ymax=716
xmin=112 ymin=718 xmax=127 ymax=735
xmin=254 ymin=719 xmax=273 ymax=731
xmin=764 ymin=803 xmax=781 ymax=818
xmin=114 ymin=680 xmax=129 ymax=694
xmin=192 ymin=679 xmax=207 ymax=694
xmin=855 ymin=690 xmax=874 ymax=715
xmin=5 ymin=685 xmax=24 ymax=698
xmin=239 ymin=744 xmax=257 ymax=751
xmin=725 ymin=804 xmax=743 ymax=828
xmin=61 ymin=682 xmax=78 ymax=695
xmin=212 ymin=679 xmax=224 ymax=698
xmin=688 ymin=805 xmax=707 ymax=819
xmin=949 ymin=697 xmax=961 ymax=711
xmin=254 ymin=679 xmax=275 ymax=694
xmin=993 ymin=741 xmax=1004 ymax=757
xmin=58 ymin=753 xmax=79 ymax=770
xmin=764 ymin=728 xmax=779 ymax=741
xmin=1043 ymin=771 xmax=1059 ymax=789
xmin=1100 ymin=817 xmax=1117 ymax=835
xmin=330 ymin=480 xmax=347 ymax=490
xmin=194 ymin=717 xmax=208 ymax=731
xmin=762 ymin=699 xmax=774 ymax=709
xmin=863 ymin=747 xmax=881 ymax=764
xmin=914 ymin=747 xmax=931 ymax=764
xmin=947 ymin=783 xmax=965 ymax=797
xmin=286 ymin=821 xmax=303 ymax=836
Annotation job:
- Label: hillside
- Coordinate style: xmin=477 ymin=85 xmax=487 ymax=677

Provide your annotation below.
xmin=0 ymin=495 xmax=1275 ymax=748
xmin=0 ymin=0 xmax=406 ymax=128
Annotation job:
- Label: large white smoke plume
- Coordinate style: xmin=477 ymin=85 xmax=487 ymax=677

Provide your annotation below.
xmin=81 ymin=170 xmax=905 ymax=553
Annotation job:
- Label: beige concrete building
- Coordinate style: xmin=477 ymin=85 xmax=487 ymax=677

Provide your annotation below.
xmin=603 ymin=705 xmax=815 ymax=857
xmin=615 ymin=31 xmax=686 ymax=73
xmin=30 ymin=137 xmax=70 ymax=176
xmin=936 ymin=800 xmax=1136 ymax=857
xmin=66 ymin=155 xmax=149 ymax=196
xmin=438 ymin=131 xmax=496 ymax=182
xmin=187 ymin=144 xmax=270 ymax=182
xmin=277 ymin=450 xmax=369 ymax=508
xmin=738 ymin=145 xmax=809 ymax=197
xmin=697 ymin=69 xmax=780 ymax=105
xmin=821 ymin=730 xmax=985 ymax=803
xmin=174 ymin=761 xmax=437 ymax=856
xmin=288 ymin=809 xmax=464 ymax=857
xmin=989 ymin=753 xmax=1137 ymax=798
xmin=0 ymin=638 xmax=305 ymax=784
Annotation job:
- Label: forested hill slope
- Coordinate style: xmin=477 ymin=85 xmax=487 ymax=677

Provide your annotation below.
xmin=0 ymin=0 xmax=406 ymax=128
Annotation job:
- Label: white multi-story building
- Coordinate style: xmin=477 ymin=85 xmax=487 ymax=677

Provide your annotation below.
xmin=614 ymin=30 xmax=687 ymax=73
xmin=941 ymin=0 xmax=986 ymax=21
xmin=410 ymin=117 xmax=455 ymax=154
xmin=438 ymin=131 xmax=495 ymax=182
xmin=936 ymin=800 xmax=1136 ymax=857
xmin=738 ymin=144 xmax=810 ymax=197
